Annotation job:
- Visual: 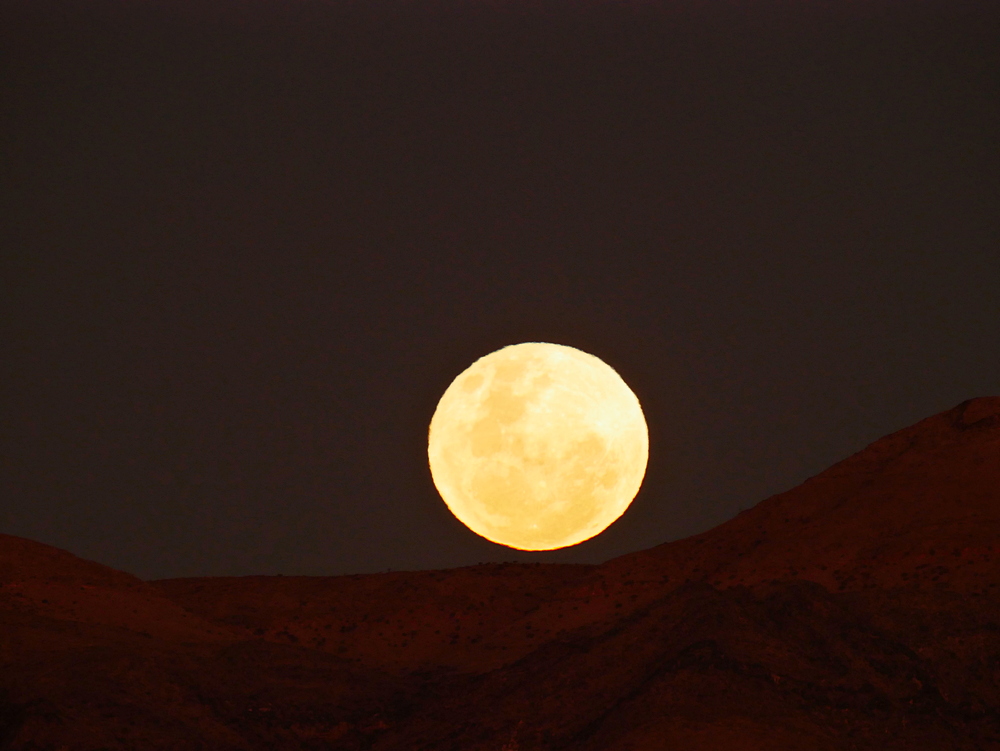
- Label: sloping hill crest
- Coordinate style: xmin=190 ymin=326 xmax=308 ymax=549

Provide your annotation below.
xmin=2 ymin=398 xmax=999 ymax=750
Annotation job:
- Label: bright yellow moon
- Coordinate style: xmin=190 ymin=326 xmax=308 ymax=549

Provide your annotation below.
xmin=428 ymin=342 xmax=648 ymax=550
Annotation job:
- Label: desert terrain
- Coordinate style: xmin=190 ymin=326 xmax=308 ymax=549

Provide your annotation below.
xmin=2 ymin=397 xmax=999 ymax=750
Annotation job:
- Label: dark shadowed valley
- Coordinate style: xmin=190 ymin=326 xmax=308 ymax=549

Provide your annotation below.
xmin=3 ymin=398 xmax=1000 ymax=750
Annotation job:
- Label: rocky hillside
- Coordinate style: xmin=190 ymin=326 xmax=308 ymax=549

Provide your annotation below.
xmin=2 ymin=397 xmax=999 ymax=750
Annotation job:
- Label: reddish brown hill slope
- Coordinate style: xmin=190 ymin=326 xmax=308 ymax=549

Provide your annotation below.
xmin=1 ymin=397 xmax=998 ymax=750
xmin=0 ymin=533 xmax=232 ymax=642
xmin=155 ymin=397 xmax=1000 ymax=671
xmin=587 ymin=396 xmax=1000 ymax=611
xmin=152 ymin=562 xmax=593 ymax=672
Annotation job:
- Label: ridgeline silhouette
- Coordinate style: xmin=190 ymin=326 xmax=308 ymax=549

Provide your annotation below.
xmin=2 ymin=398 xmax=999 ymax=750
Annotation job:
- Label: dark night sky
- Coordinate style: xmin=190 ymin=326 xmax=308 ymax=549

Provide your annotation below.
xmin=2 ymin=0 xmax=998 ymax=580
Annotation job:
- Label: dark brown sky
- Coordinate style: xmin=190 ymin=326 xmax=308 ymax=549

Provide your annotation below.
xmin=2 ymin=0 xmax=998 ymax=579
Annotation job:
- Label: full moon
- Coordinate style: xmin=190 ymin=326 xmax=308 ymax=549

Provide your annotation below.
xmin=428 ymin=342 xmax=648 ymax=550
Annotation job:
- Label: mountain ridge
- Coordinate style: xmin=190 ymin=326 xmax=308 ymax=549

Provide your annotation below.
xmin=2 ymin=397 xmax=999 ymax=749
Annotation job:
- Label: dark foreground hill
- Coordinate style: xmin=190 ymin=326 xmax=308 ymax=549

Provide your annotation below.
xmin=2 ymin=397 xmax=999 ymax=750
